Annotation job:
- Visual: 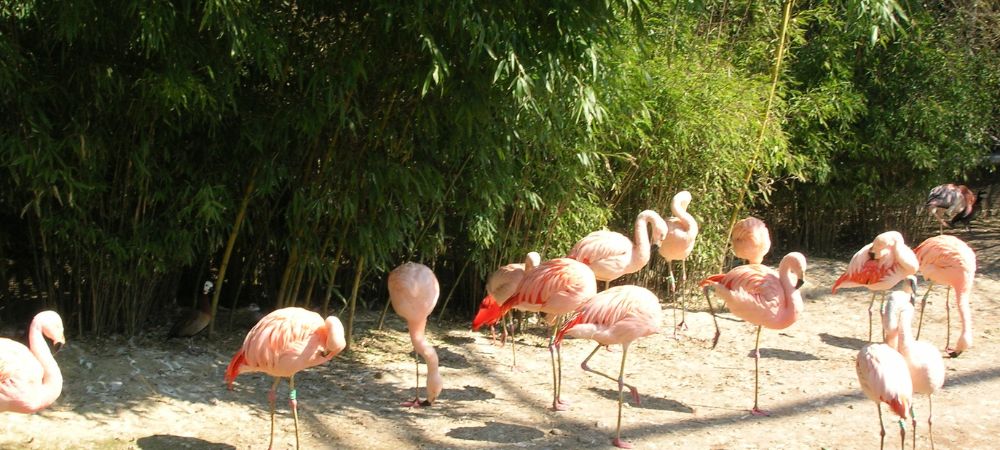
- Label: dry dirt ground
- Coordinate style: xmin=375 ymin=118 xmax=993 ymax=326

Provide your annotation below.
xmin=3 ymin=218 xmax=999 ymax=450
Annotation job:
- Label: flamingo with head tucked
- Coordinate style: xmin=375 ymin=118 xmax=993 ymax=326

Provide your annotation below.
xmin=832 ymin=231 xmax=919 ymax=342
xmin=388 ymin=262 xmax=443 ymax=407
xmin=731 ymin=217 xmax=771 ymax=265
xmin=700 ymin=252 xmax=807 ymax=416
xmin=913 ymin=234 xmax=976 ymax=357
xmin=657 ymin=191 xmax=698 ymax=331
xmin=0 ymin=311 xmax=66 ymax=414
xmin=473 ymin=251 xmax=541 ymax=368
xmin=567 ymin=210 xmax=667 ymax=290
xmin=475 ymin=257 xmax=597 ymax=410
xmin=225 ymin=307 xmax=346 ymax=450
xmin=554 ymin=285 xmax=661 ymax=449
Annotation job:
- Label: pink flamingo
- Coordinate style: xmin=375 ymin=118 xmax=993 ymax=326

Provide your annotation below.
xmin=475 ymin=257 xmax=597 ymax=410
xmin=731 ymin=216 xmax=771 ymax=265
xmin=832 ymin=231 xmax=919 ymax=341
xmin=913 ymin=234 xmax=976 ymax=357
xmin=699 ymin=252 xmax=807 ymax=416
xmin=882 ymin=290 xmax=946 ymax=450
xmin=387 ymin=262 xmax=443 ymax=407
xmin=225 ymin=307 xmax=346 ymax=450
xmin=567 ymin=210 xmax=667 ymax=290
xmin=554 ymin=285 xmax=662 ymax=449
xmin=856 ymin=341 xmax=913 ymax=450
xmin=657 ymin=191 xmax=698 ymax=330
xmin=0 ymin=311 xmax=65 ymax=414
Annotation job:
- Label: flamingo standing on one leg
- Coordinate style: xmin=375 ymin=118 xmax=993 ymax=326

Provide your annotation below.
xmin=567 ymin=210 xmax=667 ymax=290
xmin=387 ymin=262 xmax=443 ymax=407
xmin=913 ymin=234 xmax=976 ymax=357
xmin=657 ymin=191 xmax=698 ymax=331
xmin=554 ymin=285 xmax=662 ymax=449
xmin=731 ymin=216 xmax=771 ymax=265
xmin=882 ymin=290 xmax=946 ymax=450
xmin=225 ymin=307 xmax=346 ymax=450
xmin=832 ymin=231 xmax=919 ymax=342
xmin=700 ymin=252 xmax=807 ymax=416
xmin=473 ymin=252 xmax=541 ymax=368
xmin=856 ymin=341 xmax=913 ymax=450
xmin=474 ymin=257 xmax=597 ymax=410
xmin=0 ymin=311 xmax=66 ymax=414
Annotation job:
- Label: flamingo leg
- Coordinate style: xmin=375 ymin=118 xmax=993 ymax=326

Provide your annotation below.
xmin=268 ymin=377 xmax=281 ymax=450
xmin=289 ymin=375 xmax=299 ymax=450
xmin=668 ymin=261 xmax=678 ymax=335
xmin=751 ymin=326 xmax=769 ymax=416
xmin=867 ymin=292 xmax=877 ymax=342
xmin=877 ymin=403 xmax=886 ymax=450
xmin=679 ymin=258 xmax=689 ymax=330
xmin=579 ymin=343 xmax=641 ymax=405
xmin=928 ymin=395 xmax=935 ymax=450
xmin=916 ymin=282 xmax=936 ymax=340
xmin=612 ymin=345 xmax=633 ymax=449
xmin=910 ymin=405 xmax=917 ymax=450
xmin=898 ymin=418 xmax=906 ymax=450
xmin=506 ymin=314 xmax=520 ymax=370
xmin=549 ymin=322 xmax=568 ymax=411
xmin=702 ymin=286 xmax=721 ymax=349
xmin=945 ymin=289 xmax=952 ymax=353
xmin=402 ymin=352 xmax=423 ymax=407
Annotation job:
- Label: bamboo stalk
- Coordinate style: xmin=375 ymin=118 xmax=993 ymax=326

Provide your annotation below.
xmin=208 ymin=167 xmax=258 ymax=335
xmin=345 ymin=256 xmax=365 ymax=352
xmin=437 ymin=257 xmax=471 ymax=322
xmin=717 ymin=0 xmax=796 ymax=272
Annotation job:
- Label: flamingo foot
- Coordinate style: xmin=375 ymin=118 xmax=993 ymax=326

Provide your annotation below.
xmin=612 ymin=437 xmax=634 ymax=449
xmin=551 ymin=401 xmax=570 ymax=412
xmin=401 ymin=397 xmax=425 ymax=408
xmin=947 ymin=348 xmax=963 ymax=358
xmin=629 ymin=387 xmax=641 ymax=406
xmin=751 ymin=407 xmax=771 ymax=417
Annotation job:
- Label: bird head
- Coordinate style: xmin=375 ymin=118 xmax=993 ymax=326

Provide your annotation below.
xmin=36 ymin=310 xmax=66 ymax=353
xmin=324 ymin=316 xmax=347 ymax=356
xmin=425 ymin=372 xmax=444 ymax=406
xmin=870 ymin=231 xmax=904 ymax=260
xmin=203 ymin=281 xmax=215 ymax=295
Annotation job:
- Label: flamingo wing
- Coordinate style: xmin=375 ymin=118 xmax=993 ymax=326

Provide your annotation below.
xmin=503 ymin=258 xmax=597 ymax=321
xmin=914 ymin=235 xmax=976 ymax=287
xmin=566 ymin=230 xmax=632 ymax=279
xmin=486 ymin=263 xmax=526 ymax=305
xmin=556 ymin=286 xmax=661 ymax=346
xmin=856 ymin=343 xmax=912 ymax=420
xmin=0 ymin=339 xmax=44 ymax=411
xmin=241 ymin=308 xmax=330 ymax=376
xmin=706 ymin=265 xmax=786 ymax=326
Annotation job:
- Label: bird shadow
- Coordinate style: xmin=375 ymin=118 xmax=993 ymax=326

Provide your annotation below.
xmin=819 ymin=332 xmax=869 ymax=351
xmin=446 ymin=421 xmax=545 ymax=443
xmin=136 ymin=435 xmax=235 ymax=450
xmin=437 ymin=346 xmax=472 ymax=369
xmin=440 ymin=333 xmax=476 ymax=346
xmin=746 ymin=347 xmax=821 ymax=361
xmin=588 ymin=387 xmax=695 ymax=413
xmin=446 ymin=384 xmax=496 ymax=402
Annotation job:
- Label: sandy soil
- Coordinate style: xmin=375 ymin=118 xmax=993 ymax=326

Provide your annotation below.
xmin=2 ymin=218 xmax=999 ymax=450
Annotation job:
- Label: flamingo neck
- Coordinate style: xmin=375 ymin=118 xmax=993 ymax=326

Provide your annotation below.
xmin=408 ymin=320 xmax=441 ymax=399
xmin=896 ymin=308 xmax=917 ymax=354
xmin=630 ymin=212 xmax=657 ymax=270
xmin=779 ymin=265 xmax=804 ymax=323
xmin=670 ymin=199 xmax=697 ymax=237
xmin=27 ymin=321 xmax=63 ymax=410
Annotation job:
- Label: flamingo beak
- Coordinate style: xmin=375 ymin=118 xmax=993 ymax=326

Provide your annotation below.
xmin=867 ymin=251 xmax=876 ymax=260
xmin=795 ymin=278 xmax=805 ymax=290
xmin=52 ymin=342 xmax=65 ymax=353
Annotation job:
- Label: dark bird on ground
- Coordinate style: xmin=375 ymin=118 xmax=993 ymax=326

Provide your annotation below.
xmin=168 ymin=281 xmax=213 ymax=338
xmin=926 ymin=184 xmax=982 ymax=232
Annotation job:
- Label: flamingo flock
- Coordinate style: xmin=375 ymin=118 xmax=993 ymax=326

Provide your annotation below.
xmin=1 ymin=188 xmax=986 ymax=450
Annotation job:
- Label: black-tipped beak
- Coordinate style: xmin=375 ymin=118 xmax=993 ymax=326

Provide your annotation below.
xmin=52 ymin=342 xmax=64 ymax=354
xmin=867 ymin=251 xmax=876 ymax=260
xmin=419 ymin=399 xmax=433 ymax=407
xmin=795 ymin=279 xmax=805 ymax=290
xmin=909 ymin=277 xmax=919 ymax=298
